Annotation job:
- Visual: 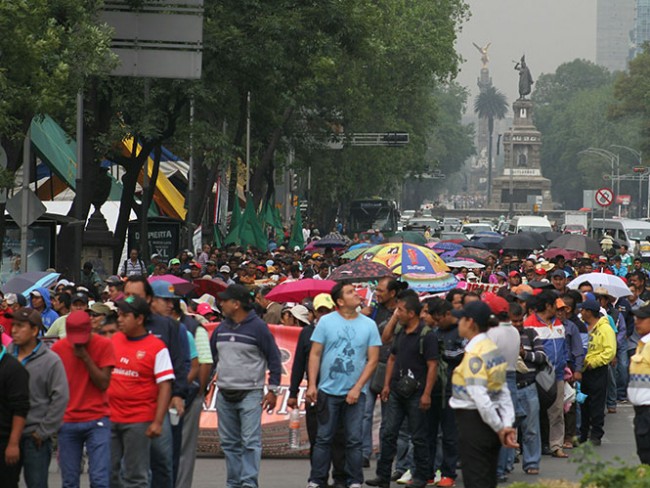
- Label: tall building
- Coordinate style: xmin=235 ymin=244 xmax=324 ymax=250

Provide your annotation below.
xmin=635 ymin=0 xmax=650 ymax=56
xmin=596 ymin=0 xmax=635 ymax=72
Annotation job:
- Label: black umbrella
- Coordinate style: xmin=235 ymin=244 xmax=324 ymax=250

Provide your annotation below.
xmin=328 ymin=261 xmax=394 ymax=283
xmin=548 ymin=234 xmax=602 ymax=255
xmin=499 ymin=233 xmax=543 ymax=251
xmin=519 ymin=231 xmax=548 ymax=249
xmin=543 ymin=231 xmax=563 ymax=243
xmin=460 ymin=240 xmax=488 ymax=249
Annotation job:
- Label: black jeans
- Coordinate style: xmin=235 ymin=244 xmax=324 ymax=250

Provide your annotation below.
xmin=376 ymin=392 xmax=429 ymax=483
xmin=580 ymin=365 xmax=608 ymax=442
xmin=634 ymin=406 xmax=650 ymax=464
xmin=306 ymin=403 xmax=346 ymax=483
xmin=0 ymin=441 xmax=21 ymax=488
xmin=455 ymin=409 xmax=501 ymax=488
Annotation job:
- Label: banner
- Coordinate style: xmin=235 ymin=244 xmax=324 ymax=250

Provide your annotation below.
xmin=198 ymin=323 xmax=311 ymax=457
xmin=457 ymin=281 xmax=506 ymax=295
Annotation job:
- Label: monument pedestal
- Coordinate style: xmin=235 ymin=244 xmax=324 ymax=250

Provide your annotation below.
xmin=490 ymin=99 xmax=553 ymax=212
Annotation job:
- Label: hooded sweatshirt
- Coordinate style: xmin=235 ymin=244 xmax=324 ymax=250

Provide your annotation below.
xmin=13 ymin=341 xmax=69 ymax=439
xmin=30 ymin=287 xmax=59 ymax=331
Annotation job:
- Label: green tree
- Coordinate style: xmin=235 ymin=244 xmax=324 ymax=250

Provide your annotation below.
xmin=474 ymin=85 xmax=508 ymax=203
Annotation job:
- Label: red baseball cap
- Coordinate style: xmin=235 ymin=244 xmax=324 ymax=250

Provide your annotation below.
xmin=66 ymin=310 xmax=92 ymax=345
xmin=508 ymin=270 xmax=521 ymax=278
xmin=482 ymin=292 xmax=509 ymax=316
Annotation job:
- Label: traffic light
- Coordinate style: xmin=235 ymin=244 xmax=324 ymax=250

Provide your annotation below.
xmin=290 ymin=172 xmax=299 ymax=192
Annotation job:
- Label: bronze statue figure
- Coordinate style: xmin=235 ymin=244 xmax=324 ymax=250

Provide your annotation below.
xmin=514 ymin=55 xmax=533 ymax=99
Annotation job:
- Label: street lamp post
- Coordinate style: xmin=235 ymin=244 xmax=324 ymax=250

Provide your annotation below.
xmin=579 ymin=147 xmax=620 ymax=216
xmin=611 ymin=145 xmax=644 ymax=218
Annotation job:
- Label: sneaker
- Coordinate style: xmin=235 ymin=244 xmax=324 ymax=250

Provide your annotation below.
xmin=391 ymin=472 xmax=404 ymax=482
xmin=405 ymin=480 xmax=426 ymax=488
xmin=307 ymin=483 xmax=321 ymax=488
xmin=349 ymin=484 xmax=363 ymax=488
xmin=397 ymin=470 xmax=412 ymax=485
xmin=437 ymin=477 xmax=456 ymax=487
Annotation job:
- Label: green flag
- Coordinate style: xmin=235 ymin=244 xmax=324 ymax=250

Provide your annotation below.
xmin=288 ymin=207 xmax=305 ymax=250
xmin=261 ymin=196 xmax=284 ymax=239
xmin=213 ymin=224 xmax=223 ymax=248
xmin=239 ymin=196 xmax=268 ymax=251
xmin=224 ymin=196 xmax=243 ymax=246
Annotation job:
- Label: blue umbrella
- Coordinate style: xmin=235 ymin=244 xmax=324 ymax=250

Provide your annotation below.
xmin=472 ymin=231 xmax=501 ymax=239
xmin=348 ymin=243 xmax=372 ymax=251
xmin=2 ymin=272 xmax=60 ymax=296
xmin=430 ymin=242 xmax=462 ymax=252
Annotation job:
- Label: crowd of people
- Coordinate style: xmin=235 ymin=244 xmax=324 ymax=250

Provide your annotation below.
xmin=1 ymin=237 xmax=650 ymax=488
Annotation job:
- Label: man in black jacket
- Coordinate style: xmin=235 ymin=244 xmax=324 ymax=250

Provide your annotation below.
xmin=0 ymin=343 xmax=30 ymax=487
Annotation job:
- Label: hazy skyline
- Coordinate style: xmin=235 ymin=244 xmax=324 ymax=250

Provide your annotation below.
xmin=456 ymin=0 xmax=598 ymax=113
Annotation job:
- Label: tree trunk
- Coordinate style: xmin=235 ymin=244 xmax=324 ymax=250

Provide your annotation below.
xmin=250 ymin=106 xmax=294 ymax=207
xmin=487 ymin=117 xmax=494 ymax=206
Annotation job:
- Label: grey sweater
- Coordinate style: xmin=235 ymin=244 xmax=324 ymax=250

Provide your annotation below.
xmin=14 ymin=342 xmax=69 ymax=439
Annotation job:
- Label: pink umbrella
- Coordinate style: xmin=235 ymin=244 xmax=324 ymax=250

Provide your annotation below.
xmin=265 ymin=279 xmax=337 ymax=303
xmin=148 ymin=274 xmax=196 ymax=296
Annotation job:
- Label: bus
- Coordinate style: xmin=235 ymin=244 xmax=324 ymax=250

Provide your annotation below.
xmin=348 ymin=199 xmax=399 ymax=236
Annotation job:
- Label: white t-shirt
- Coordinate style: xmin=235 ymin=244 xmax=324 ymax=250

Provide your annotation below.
xmin=487 ymin=322 xmax=521 ymax=372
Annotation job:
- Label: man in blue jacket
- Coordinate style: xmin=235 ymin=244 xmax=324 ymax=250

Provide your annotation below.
xmin=29 ymin=288 xmax=58 ymax=332
xmin=210 ymin=284 xmax=282 ymax=488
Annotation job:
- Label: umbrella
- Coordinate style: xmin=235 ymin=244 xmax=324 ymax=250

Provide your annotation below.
xmin=543 ymin=231 xmax=563 ymax=243
xmin=446 ymin=260 xmax=485 ymax=269
xmin=341 ymin=244 xmax=383 ymax=260
xmin=312 ymin=236 xmax=349 ymax=248
xmin=475 ymin=236 xmax=504 ymax=250
xmin=148 ymin=275 xmax=196 ymax=296
xmin=2 ymin=272 xmax=60 ymax=295
xmin=548 ymin=234 xmax=602 ymax=255
xmin=348 ymin=243 xmax=372 ymax=251
xmin=265 ymin=279 xmax=337 ymax=303
xmin=329 ymin=261 xmax=393 ymax=283
xmin=567 ymin=272 xmax=630 ymax=298
xmin=388 ymin=231 xmax=427 ymax=246
xmin=499 ymin=234 xmax=544 ymax=251
xmin=401 ymin=272 xmax=458 ymax=293
xmin=455 ymin=247 xmax=494 ymax=262
xmin=542 ymin=248 xmax=586 ymax=261
xmin=429 ymin=241 xmax=462 ymax=252
xmin=358 ymin=242 xmax=449 ymax=275
xmin=460 ymin=240 xmax=487 ymax=249
xmin=193 ymin=278 xmax=228 ymax=298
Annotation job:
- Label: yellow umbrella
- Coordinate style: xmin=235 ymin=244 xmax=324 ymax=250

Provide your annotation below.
xmin=357 ymin=242 xmax=449 ymax=275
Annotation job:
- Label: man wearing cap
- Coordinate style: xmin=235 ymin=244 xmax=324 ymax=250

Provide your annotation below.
xmin=29 ymin=287 xmax=58 ymax=332
xmin=110 ymin=295 xmax=175 ymax=487
xmin=188 ymin=262 xmax=202 ymax=281
xmin=123 ymin=277 xmax=189 ymax=488
xmin=508 ymin=271 xmax=522 ymax=289
xmin=628 ymin=302 xmax=650 ymax=463
xmin=448 ymin=301 xmax=517 ymax=488
xmin=254 ymin=287 xmax=283 ymax=325
xmin=51 ymin=310 xmax=115 ymax=488
xmin=46 ymin=292 xmax=89 ymax=339
xmin=578 ymin=299 xmax=616 ymax=445
xmin=147 ymin=254 xmax=162 ymax=275
xmin=11 ymin=308 xmax=69 ymax=486
xmin=551 ymin=269 xmax=568 ymax=294
xmin=105 ymin=275 xmax=125 ymax=303
xmin=204 ymin=260 xmax=218 ymax=279
xmin=210 ymin=284 xmax=282 ymax=488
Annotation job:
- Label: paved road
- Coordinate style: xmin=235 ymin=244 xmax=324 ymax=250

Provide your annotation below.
xmin=44 ymin=404 xmax=638 ymax=487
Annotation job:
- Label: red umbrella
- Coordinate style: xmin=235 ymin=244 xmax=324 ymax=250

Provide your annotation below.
xmin=265 ymin=279 xmax=336 ymax=303
xmin=193 ymin=278 xmax=228 ymax=298
xmin=148 ymin=274 xmax=196 ymax=296
xmin=541 ymin=248 xmax=586 ymax=261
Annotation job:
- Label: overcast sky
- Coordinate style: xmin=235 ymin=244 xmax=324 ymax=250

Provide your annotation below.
xmin=456 ymin=0 xmax=597 ymax=113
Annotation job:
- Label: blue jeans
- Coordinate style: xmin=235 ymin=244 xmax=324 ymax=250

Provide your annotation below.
xmin=20 ymin=435 xmax=52 ymax=488
xmin=376 ymin=392 xmax=429 ymax=484
xmin=497 ymin=372 xmax=517 ymax=477
xmin=362 ymin=392 xmax=381 ymax=459
xmin=615 ymin=346 xmax=629 ymax=401
xmin=150 ymin=414 xmax=173 ymax=488
xmin=58 ymin=417 xmax=111 ymax=488
xmin=516 ymin=383 xmax=541 ymax=471
xmin=429 ymin=394 xmax=459 ymax=479
xmin=309 ymin=390 xmax=366 ymax=487
xmin=111 ymin=422 xmax=151 ymax=488
xmin=217 ymin=389 xmax=264 ymax=488
xmin=606 ymin=364 xmax=617 ymax=409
